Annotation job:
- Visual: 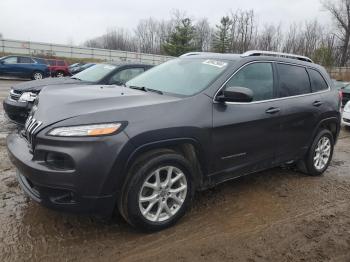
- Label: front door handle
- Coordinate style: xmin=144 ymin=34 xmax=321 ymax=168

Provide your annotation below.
xmin=265 ymin=107 xmax=280 ymax=114
xmin=313 ymin=101 xmax=323 ymax=107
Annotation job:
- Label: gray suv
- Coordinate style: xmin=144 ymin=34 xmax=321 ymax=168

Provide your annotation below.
xmin=7 ymin=51 xmax=341 ymax=231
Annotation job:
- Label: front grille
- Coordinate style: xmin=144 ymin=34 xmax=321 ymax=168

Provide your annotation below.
xmin=24 ymin=116 xmax=42 ymax=148
xmin=10 ymin=89 xmax=22 ymax=101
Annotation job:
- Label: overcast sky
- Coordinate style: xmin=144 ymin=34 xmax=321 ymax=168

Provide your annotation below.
xmin=0 ymin=0 xmax=332 ymax=45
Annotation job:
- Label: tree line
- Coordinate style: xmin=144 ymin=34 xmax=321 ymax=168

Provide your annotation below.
xmin=84 ymin=0 xmax=350 ymax=67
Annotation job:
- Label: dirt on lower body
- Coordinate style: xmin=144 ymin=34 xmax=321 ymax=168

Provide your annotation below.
xmin=1 ymin=130 xmax=350 ymax=262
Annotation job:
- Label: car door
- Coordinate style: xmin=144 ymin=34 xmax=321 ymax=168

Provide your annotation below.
xmin=108 ymin=67 xmax=145 ymax=85
xmin=212 ymin=62 xmax=281 ymax=179
xmin=0 ymin=56 xmax=18 ymax=76
xmin=274 ymin=63 xmax=323 ymax=164
xmin=17 ymin=56 xmax=35 ymax=78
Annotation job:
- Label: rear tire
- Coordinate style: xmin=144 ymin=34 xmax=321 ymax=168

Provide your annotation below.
xmin=56 ymin=71 xmax=65 ymax=77
xmin=300 ymin=129 xmax=334 ymax=176
xmin=120 ymin=150 xmax=193 ymax=231
xmin=32 ymin=71 xmax=43 ymax=80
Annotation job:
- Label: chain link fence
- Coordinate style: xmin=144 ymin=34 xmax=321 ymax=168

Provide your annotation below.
xmin=0 ymin=38 xmax=173 ymax=65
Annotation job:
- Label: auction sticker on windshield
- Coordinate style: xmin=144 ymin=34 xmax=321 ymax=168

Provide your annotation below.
xmin=104 ymin=65 xmax=116 ymax=70
xmin=202 ymin=60 xmax=228 ymax=68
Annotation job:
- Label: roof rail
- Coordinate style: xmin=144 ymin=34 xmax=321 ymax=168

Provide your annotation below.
xmin=180 ymin=52 xmax=221 ymax=57
xmin=241 ymin=50 xmax=314 ymax=63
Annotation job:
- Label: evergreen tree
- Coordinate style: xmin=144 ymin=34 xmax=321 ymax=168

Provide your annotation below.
xmin=213 ymin=16 xmax=232 ymax=53
xmin=163 ymin=18 xmax=197 ymax=56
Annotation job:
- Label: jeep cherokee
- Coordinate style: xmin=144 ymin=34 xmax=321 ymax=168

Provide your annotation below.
xmin=7 ymin=51 xmax=341 ymax=231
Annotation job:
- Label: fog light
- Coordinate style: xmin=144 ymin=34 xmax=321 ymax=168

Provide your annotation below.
xmin=45 ymin=152 xmax=74 ymax=170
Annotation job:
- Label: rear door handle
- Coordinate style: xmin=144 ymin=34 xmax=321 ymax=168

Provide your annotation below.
xmin=265 ymin=107 xmax=280 ymax=114
xmin=313 ymin=101 xmax=323 ymax=107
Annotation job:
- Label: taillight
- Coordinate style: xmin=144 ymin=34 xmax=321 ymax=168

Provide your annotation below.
xmin=339 ymin=90 xmax=343 ymax=109
xmin=339 ymin=90 xmax=343 ymax=100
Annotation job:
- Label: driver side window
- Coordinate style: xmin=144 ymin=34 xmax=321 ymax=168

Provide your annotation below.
xmin=110 ymin=68 xmax=144 ymax=85
xmin=3 ymin=57 xmax=18 ymax=64
xmin=226 ymin=62 xmax=274 ymax=102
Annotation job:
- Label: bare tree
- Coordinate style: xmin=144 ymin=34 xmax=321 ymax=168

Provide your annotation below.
xmin=229 ymin=10 xmax=256 ymax=53
xmin=322 ymin=0 xmax=350 ymax=66
xmin=258 ymin=24 xmax=283 ymax=51
xmin=82 ymin=8 xmax=339 ymax=66
xmin=135 ymin=18 xmax=159 ymax=53
xmin=194 ymin=18 xmax=213 ymax=51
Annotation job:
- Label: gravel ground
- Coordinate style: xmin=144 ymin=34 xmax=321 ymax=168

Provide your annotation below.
xmin=1 ymin=79 xmax=350 ymax=261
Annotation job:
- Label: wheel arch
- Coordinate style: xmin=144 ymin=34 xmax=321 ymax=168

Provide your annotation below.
xmin=312 ymin=117 xmax=340 ymax=144
xmin=123 ymin=138 xmax=208 ymax=190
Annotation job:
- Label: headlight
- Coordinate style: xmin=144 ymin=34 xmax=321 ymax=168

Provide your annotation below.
xmin=48 ymin=123 xmax=122 ymax=137
xmin=19 ymin=92 xmax=37 ymax=102
xmin=345 ymin=102 xmax=350 ymax=112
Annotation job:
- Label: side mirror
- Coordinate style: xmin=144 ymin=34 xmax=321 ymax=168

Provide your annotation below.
xmin=0 ymin=60 xmax=4 ymax=64
xmin=217 ymin=86 xmax=253 ymax=103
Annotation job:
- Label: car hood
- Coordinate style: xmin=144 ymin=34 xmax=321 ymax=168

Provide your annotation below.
xmin=33 ymin=85 xmax=180 ymax=127
xmin=12 ymin=77 xmax=90 ymax=92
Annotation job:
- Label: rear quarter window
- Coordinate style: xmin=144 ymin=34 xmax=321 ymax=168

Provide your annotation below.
xmin=277 ymin=64 xmax=311 ymax=98
xmin=57 ymin=60 xmax=65 ymax=66
xmin=308 ymin=69 xmax=329 ymax=92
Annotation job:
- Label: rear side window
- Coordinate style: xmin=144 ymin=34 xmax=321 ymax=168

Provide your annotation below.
xmin=57 ymin=60 xmax=65 ymax=66
xmin=308 ymin=69 xmax=328 ymax=92
xmin=110 ymin=68 xmax=145 ymax=84
xmin=277 ymin=64 xmax=311 ymax=98
xmin=226 ymin=62 xmax=274 ymax=102
xmin=18 ymin=57 xmax=33 ymax=63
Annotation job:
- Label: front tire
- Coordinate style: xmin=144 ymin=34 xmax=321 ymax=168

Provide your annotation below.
xmin=120 ymin=151 xmax=193 ymax=231
xmin=301 ymin=129 xmax=334 ymax=176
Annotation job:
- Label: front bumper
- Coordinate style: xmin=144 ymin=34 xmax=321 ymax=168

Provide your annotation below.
xmin=342 ymin=111 xmax=350 ymax=127
xmin=3 ymin=97 xmax=30 ymax=124
xmin=7 ymin=131 xmax=130 ymax=216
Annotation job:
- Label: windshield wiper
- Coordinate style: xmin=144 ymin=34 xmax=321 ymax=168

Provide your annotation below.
xmin=128 ymin=85 xmax=147 ymax=91
xmin=128 ymin=86 xmax=163 ymax=95
xmin=70 ymin=77 xmax=82 ymax=81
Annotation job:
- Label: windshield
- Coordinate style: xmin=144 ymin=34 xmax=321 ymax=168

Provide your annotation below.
xmin=73 ymin=64 xmax=116 ymax=82
xmin=344 ymin=84 xmax=350 ymax=90
xmin=126 ymin=58 xmax=230 ymax=96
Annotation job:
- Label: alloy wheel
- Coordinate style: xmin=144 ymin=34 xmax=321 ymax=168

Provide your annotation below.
xmin=313 ymin=136 xmax=331 ymax=170
xmin=138 ymin=166 xmax=187 ymax=223
xmin=33 ymin=72 xmax=43 ymax=80
xmin=56 ymin=72 xmax=64 ymax=77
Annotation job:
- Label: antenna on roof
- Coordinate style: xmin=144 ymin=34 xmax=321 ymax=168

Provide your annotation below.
xmin=242 ymin=50 xmax=314 ymax=63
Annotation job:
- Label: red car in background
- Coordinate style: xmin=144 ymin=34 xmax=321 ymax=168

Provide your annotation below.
xmin=47 ymin=59 xmax=70 ymax=77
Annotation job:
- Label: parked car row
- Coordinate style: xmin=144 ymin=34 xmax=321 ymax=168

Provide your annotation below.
xmin=0 ymin=55 xmax=98 ymax=80
xmin=3 ymin=62 xmax=153 ymax=123
xmin=4 ymin=51 xmax=343 ymax=232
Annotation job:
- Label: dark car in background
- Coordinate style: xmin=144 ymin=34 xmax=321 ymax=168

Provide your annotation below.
xmin=340 ymin=83 xmax=350 ymax=106
xmin=47 ymin=59 xmax=70 ymax=77
xmin=0 ymin=55 xmax=50 ymax=80
xmin=68 ymin=63 xmax=84 ymax=71
xmin=333 ymin=79 xmax=349 ymax=90
xmin=70 ymin=63 xmax=95 ymax=75
xmin=3 ymin=63 xmax=153 ymax=124
xmin=7 ymin=51 xmax=341 ymax=231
